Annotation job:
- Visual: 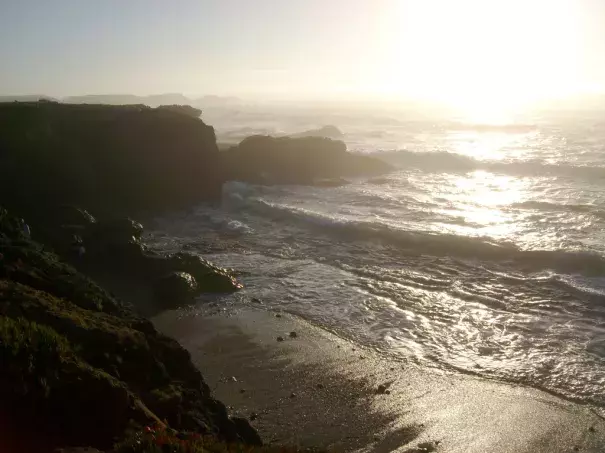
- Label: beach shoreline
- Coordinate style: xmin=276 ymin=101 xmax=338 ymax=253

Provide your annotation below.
xmin=153 ymin=306 xmax=605 ymax=453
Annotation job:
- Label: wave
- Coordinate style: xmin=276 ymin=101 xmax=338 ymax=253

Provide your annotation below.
xmin=511 ymin=201 xmax=605 ymax=218
xmin=376 ymin=150 xmax=478 ymax=171
xmin=236 ymin=197 xmax=605 ymax=277
xmin=375 ymin=150 xmax=605 ymax=181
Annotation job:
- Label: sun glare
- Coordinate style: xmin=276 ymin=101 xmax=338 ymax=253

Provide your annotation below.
xmin=389 ymin=0 xmax=582 ymax=118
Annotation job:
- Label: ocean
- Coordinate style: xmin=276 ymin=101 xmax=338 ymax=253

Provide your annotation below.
xmin=147 ymin=104 xmax=605 ymax=412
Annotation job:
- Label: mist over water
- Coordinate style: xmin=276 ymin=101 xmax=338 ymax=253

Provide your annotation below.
xmin=148 ymin=106 xmax=605 ymax=410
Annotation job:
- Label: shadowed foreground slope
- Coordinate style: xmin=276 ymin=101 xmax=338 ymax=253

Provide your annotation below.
xmin=0 ymin=209 xmax=261 ymax=451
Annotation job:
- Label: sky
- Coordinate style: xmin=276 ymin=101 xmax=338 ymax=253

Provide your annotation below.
xmin=2 ymin=0 xmax=605 ymax=108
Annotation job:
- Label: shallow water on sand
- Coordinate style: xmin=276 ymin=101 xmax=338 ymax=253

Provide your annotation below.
xmin=148 ymin=107 xmax=605 ymax=411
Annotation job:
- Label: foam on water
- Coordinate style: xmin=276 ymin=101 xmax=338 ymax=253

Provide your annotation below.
xmin=148 ymin=108 xmax=605 ymax=410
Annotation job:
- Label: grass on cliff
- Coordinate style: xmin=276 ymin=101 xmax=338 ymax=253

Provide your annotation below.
xmin=0 ymin=316 xmax=72 ymax=393
xmin=0 ymin=207 xmax=265 ymax=449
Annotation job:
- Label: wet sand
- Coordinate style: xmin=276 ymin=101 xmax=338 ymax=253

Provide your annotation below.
xmin=153 ymin=307 xmax=605 ymax=453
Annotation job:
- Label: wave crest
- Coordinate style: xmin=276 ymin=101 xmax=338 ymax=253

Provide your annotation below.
xmin=376 ymin=150 xmax=605 ymax=181
xmin=234 ymin=196 xmax=605 ymax=277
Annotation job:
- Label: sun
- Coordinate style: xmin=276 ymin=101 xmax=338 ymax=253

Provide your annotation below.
xmin=386 ymin=0 xmax=583 ymax=120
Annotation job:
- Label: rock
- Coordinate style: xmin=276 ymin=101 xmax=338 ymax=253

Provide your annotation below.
xmin=289 ymin=331 xmax=298 ymax=338
xmin=56 ymin=206 xmax=98 ymax=228
xmin=239 ymin=389 xmax=246 ymax=394
xmin=163 ymin=252 xmax=242 ymax=293
xmin=316 ymin=383 xmax=324 ymax=390
xmin=313 ymin=177 xmax=351 ymax=187
xmin=290 ymin=392 xmax=297 ymax=398
xmin=276 ymin=336 xmax=285 ymax=342
xmin=251 ymin=297 xmax=263 ymax=304
xmin=29 ymin=206 xmax=97 ymax=256
xmin=275 ymin=313 xmax=282 ymax=318
xmin=157 ymin=104 xmax=202 ymax=118
xmin=416 ymin=441 xmax=438 ymax=452
xmin=291 ymin=125 xmax=344 ymax=139
xmin=376 ymin=384 xmax=389 ymax=394
xmin=0 ymin=102 xmax=224 ymax=215
xmin=83 ymin=217 xmax=144 ymax=255
xmin=154 ymin=272 xmax=198 ymax=307
xmin=222 ymin=135 xmax=392 ymax=186
xmin=231 ymin=417 xmax=262 ymax=446
xmin=91 ymin=217 xmax=144 ymax=242
xmin=81 ymin=217 xmax=147 ymax=267
xmin=54 ymin=213 xmax=242 ymax=299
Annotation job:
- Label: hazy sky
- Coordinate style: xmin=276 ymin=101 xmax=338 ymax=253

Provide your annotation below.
xmin=2 ymin=0 xmax=605 ymax=106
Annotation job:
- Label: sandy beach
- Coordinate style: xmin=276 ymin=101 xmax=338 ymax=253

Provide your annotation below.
xmin=153 ymin=307 xmax=605 ymax=453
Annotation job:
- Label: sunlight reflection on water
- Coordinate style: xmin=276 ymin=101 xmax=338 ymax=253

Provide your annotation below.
xmin=149 ymin=111 xmax=605 ymax=411
xmin=451 ymin=131 xmax=532 ymax=161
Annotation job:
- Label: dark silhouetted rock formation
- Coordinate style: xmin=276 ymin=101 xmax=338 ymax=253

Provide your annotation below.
xmin=0 ymin=101 xmax=223 ymax=218
xmin=157 ymin=104 xmax=203 ymax=118
xmin=222 ymin=135 xmax=392 ymax=185
xmin=291 ymin=125 xmax=344 ymax=139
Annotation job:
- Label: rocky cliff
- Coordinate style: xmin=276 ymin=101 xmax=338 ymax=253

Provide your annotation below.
xmin=0 ymin=208 xmax=260 ymax=451
xmin=0 ymin=102 xmax=223 ymax=218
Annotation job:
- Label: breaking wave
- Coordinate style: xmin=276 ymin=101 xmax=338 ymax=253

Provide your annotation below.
xmin=375 ymin=150 xmax=605 ymax=181
xmin=237 ymin=197 xmax=605 ymax=277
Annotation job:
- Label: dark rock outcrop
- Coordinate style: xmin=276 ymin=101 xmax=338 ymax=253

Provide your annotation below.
xmin=78 ymin=217 xmax=243 ymax=299
xmin=0 ymin=208 xmax=259 ymax=451
xmin=29 ymin=207 xmax=242 ymax=309
xmin=162 ymin=252 xmax=242 ymax=293
xmin=154 ymin=271 xmax=198 ymax=308
xmin=89 ymin=217 xmax=144 ymax=243
xmin=291 ymin=125 xmax=344 ymax=139
xmin=222 ymin=135 xmax=392 ymax=186
xmin=0 ymin=101 xmax=223 ymax=218
xmin=157 ymin=104 xmax=203 ymax=118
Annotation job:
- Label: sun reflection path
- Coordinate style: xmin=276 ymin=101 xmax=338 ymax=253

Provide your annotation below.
xmin=450 ymin=131 xmax=535 ymax=161
xmin=435 ymin=170 xmax=531 ymax=240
